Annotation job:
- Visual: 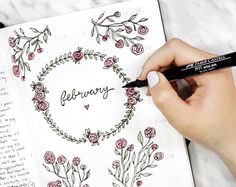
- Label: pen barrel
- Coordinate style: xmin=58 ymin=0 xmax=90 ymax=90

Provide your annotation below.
xmin=163 ymin=52 xmax=236 ymax=81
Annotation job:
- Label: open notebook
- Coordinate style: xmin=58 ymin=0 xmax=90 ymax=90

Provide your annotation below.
xmin=0 ymin=0 xmax=194 ymax=186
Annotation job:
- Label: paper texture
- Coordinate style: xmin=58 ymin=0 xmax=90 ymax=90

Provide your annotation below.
xmin=1 ymin=0 xmax=194 ymax=186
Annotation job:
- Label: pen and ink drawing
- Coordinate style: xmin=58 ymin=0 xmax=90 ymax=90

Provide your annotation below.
xmin=91 ymin=11 xmax=149 ymax=55
xmin=32 ymin=47 xmax=142 ymax=145
xmin=108 ymin=127 xmax=164 ymax=187
xmin=9 ymin=26 xmax=51 ymax=81
xmin=43 ymin=151 xmax=90 ymax=187
xmin=84 ymin=104 xmax=90 ymax=110
xmin=60 ymin=86 xmax=115 ymax=107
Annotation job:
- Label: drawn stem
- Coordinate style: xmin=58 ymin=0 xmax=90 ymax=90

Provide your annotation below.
xmin=136 ymin=155 xmax=153 ymax=176
xmin=63 ymin=165 xmax=72 ymax=187
xmin=120 ymin=149 xmax=126 ymax=184
xmin=110 ymin=28 xmax=135 ymax=45
xmin=124 ymin=151 xmax=131 ymax=167
xmin=76 ymin=166 xmax=83 ymax=187
xmin=97 ymin=20 xmax=141 ymax=28
xmin=130 ymin=138 xmax=151 ymax=187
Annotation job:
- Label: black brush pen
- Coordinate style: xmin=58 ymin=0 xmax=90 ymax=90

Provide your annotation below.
xmin=123 ymin=52 xmax=236 ymax=88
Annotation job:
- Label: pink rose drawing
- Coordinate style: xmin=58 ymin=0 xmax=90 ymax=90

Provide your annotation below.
xmin=44 ymin=151 xmax=56 ymax=164
xmin=115 ymin=39 xmax=124 ymax=48
xmin=34 ymin=92 xmax=46 ymax=102
xmin=47 ymin=181 xmax=55 ymax=187
xmin=36 ymin=100 xmax=49 ymax=111
xmin=114 ymin=11 xmax=121 ymax=18
xmin=12 ymin=65 xmax=20 ymax=77
xmin=9 ymin=37 xmax=16 ymax=48
xmin=57 ymin=155 xmax=67 ymax=165
xmin=72 ymin=51 xmax=83 ymax=62
xmin=115 ymin=138 xmax=127 ymax=149
xmin=126 ymin=88 xmax=135 ymax=97
xmin=131 ymin=43 xmax=144 ymax=55
xmin=138 ymin=26 xmax=149 ymax=35
xmin=80 ymin=164 xmax=87 ymax=170
xmin=151 ymin=144 xmax=159 ymax=151
xmin=125 ymin=26 xmax=132 ymax=34
xmin=154 ymin=152 xmax=164 ymax=161
xmin=55 ymin=180 xmax=62 ymax=187
xmin=102 ymin=35 xmax=109 ymax=42
xmin=37 ymin=48 xmax=44 ymax=53
xmin=127 ymin=144 xmax=134 ymax=151
xmin=127 ymin=97 xmax=137 ymax=106
xmin=28 ymin=52 xmax=35 ymax=61
xmin=136 ymin=180 xmax=143 ymax=186
xmin=112 ymin=160 xmax=120 ymax=169
xmin=33 ymin=82 xmax=44 ymax=93
xmin=88 ymin=133 xmax=100 ymax=144
xmin=103 ymin=57 xmax=115 ymax=69
xmin=72 ymin=157 xmax=81 ymax=166
xmin=144 ymin=127 xmax=156 ymax=138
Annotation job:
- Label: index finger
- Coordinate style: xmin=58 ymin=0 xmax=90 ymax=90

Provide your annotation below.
xmin=138 ymin=38 xmax=214 ymax=80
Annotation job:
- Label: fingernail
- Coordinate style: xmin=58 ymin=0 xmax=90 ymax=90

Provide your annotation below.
xmin=147 ymin=71 xmax=159 ymax=88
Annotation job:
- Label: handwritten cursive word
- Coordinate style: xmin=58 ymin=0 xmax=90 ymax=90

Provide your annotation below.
xmin=60 ymin=86 xmax=115 ymax=106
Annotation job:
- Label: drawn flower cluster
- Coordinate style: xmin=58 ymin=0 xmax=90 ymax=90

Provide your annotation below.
xmin=91 ymin=11 xmax=149 ymax=55
xmin=125 ymin=88 xmax=142 ymax=110
xmin=43 ymin=151 xmax=90 ymax=187
xmin=31 ymin=81 xmax=50 ymax=111
xmin=108 ymin=127 xmax=164 ymax=187
xmin=9 ymin=26 xmax=51 ymax=81
xmin=103 ymin=56 xmax=118 ymax=69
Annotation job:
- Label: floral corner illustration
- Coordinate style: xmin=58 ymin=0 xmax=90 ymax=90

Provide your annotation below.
xmin=108 ymin=127 xmax=164 ymax=187
xmin=91 ymin=11 xmax=149 ymax=55
xmin=9 ymin=26 xmax=51 ymax=81
xmin=43 ymin=151 xmax=90 ymax=187
xmin=31 ymin=47 xmax=143 ymax=146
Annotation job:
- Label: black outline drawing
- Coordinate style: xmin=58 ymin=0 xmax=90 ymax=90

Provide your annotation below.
xmin=9 ymin=26 xmax=51 ymax=81
xmin=91 ymin=12 xmax=149 ymax=55
xmin=31 ymin=47 xmax=142 ymax=145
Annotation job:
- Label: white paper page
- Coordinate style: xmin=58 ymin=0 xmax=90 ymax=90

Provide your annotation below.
xmin=2 ymin=0 xmax=194 ymax=186
xmin=0 ymin=35 xmax=40 ymax=186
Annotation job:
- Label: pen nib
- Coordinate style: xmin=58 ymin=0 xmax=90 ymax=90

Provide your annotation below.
xmin=122 ymin=81 xmax=135 ymax=88
xmin=122 ymin=79 xmax=148 ymax=88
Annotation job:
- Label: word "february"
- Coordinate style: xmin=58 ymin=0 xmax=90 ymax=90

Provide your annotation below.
xmin=60 ymin=86 xmax=115 ymax=106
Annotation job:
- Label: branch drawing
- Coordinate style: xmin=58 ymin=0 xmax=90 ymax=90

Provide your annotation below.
xmin=108 ymin=127 xmax=164 ymax=187
xmin=91 ymin=11 xmax=149 ymax=55
xmin=9 ymin=26 xmax=51 ymax=81
xmin=43 ymin=151 xmax=90 ymax=187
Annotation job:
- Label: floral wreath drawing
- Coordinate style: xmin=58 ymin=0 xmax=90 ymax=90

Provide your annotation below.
xmin=109 ymin=127 xmax=164 ymax=187
xmin=31 ymin=47 xmax=142 ymax=145
xmin=43 ymin=151 xmax=90 ymax=187
xmin=91 ymin=11 xmax=149 ymax=55
xmin=9 ymin=26 xmax=51 ymax=81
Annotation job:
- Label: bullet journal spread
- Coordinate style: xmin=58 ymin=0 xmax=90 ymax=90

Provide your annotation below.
xmin=0 ymin=0 xmax=194 ymax=186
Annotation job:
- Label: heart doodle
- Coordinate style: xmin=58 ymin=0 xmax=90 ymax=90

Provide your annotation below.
xmin=84 ymin=104 xmax=89 ymax=110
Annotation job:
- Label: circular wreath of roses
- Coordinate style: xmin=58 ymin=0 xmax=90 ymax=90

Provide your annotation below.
xmin=31 ymin=47 xmax=142 ymax=145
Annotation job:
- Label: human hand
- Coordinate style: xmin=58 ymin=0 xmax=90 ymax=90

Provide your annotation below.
xmin=138 ymin=38 xmax=236 ymax=177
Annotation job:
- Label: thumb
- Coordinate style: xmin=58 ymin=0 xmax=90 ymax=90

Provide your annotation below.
xmin=147 ymin=71 xmax=192 ymax=129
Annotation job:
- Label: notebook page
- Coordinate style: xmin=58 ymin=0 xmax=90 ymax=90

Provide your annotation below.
xmin=2 ymin=0 xmax=194 ymax=186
